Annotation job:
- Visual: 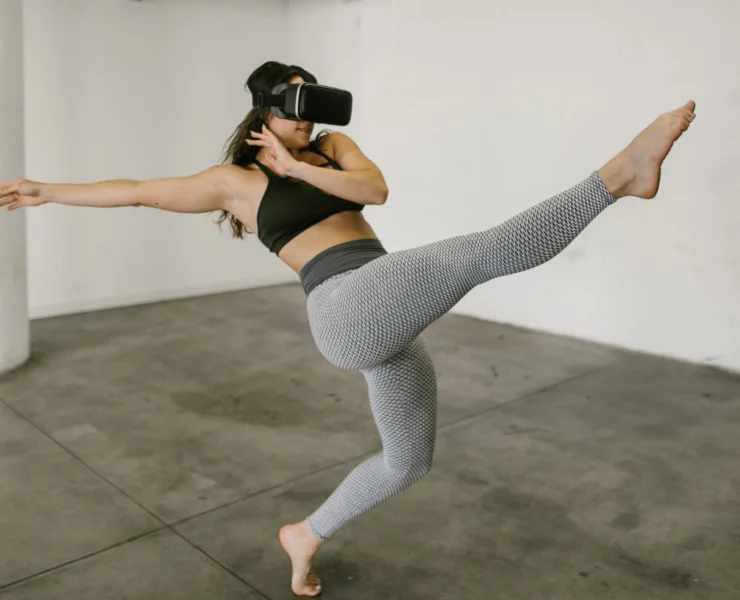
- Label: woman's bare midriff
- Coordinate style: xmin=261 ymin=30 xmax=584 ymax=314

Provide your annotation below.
xmin=277 ymin=211 xmax=380 ymax=275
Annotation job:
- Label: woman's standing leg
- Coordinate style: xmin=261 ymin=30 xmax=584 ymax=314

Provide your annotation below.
xmin=280 ymin=336 xmax=438 ymax=596
xmin=306 ymin=336 xmax=438 ymax=541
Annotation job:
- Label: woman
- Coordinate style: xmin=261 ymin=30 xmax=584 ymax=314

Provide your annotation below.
xmin=1 ymin=60 xmax=696 ymax=596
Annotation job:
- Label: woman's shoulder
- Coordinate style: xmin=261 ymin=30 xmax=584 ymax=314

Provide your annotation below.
xmin=213 ymin=162 xmax=262 ymax=181
xmin=210 ymin=163 xmax=266 ymax=204
xmin=314 ymin=130 xmax=357 ymax=151
xmin=308 ymin=130 xmax=356 ymax=167
xmin=312 ymin=131 xmax=376 ymax=173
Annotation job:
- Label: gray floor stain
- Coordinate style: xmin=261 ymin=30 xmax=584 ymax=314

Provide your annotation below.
xmin=610 ymin=512 xmax=642 ymax=532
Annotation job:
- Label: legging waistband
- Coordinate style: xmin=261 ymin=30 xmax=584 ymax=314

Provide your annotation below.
xmin=299 ymin=238 xmax=388 ymax=297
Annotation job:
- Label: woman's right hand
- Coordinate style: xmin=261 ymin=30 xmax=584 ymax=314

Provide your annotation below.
xmin=0 ymin=179 xmax=46 ymax=211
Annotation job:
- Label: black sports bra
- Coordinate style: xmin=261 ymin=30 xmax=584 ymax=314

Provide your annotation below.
xmin=253 ymin=148 xmax=365 ymax=255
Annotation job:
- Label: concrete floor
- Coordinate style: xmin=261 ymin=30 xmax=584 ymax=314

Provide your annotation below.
xmin=0 ymin=283 xmax=738 ymax=600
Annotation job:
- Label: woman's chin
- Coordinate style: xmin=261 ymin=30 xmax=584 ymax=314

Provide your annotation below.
xmin=294 ymin=133 xmax=311 ymax=147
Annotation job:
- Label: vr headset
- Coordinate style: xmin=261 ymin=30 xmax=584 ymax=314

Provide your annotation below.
xmin=252 ymin=82 xmax=353 ymax=126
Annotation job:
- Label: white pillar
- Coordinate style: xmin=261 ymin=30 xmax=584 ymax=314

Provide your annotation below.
xmin=0 ymin=0 xmax=30 ymax=375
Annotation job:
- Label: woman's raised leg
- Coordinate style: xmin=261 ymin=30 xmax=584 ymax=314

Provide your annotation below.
xmin=307 ymin=101 xmax=697 ymax=371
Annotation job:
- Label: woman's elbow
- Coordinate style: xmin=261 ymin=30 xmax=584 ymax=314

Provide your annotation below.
xmin=375 ymin=182 xmax=389 ymax=205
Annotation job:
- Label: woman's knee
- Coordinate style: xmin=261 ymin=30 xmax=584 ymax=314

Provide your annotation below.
xmin=412 ymin=456 xmax=434 ymax=479
xmin=384 ymin=464 xmax=431 ymax=493
xmin=388 ymin=447 xmax=435 ymax=483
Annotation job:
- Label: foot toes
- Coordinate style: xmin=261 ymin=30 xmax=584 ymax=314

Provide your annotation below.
xmin=670 ymin=103 xmax=695 ymax=120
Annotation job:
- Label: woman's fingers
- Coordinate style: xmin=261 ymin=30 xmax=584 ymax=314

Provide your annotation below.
xmin=3 ymin=196 xmax=19 ymax=210
xmin=254 ymin=127 xmax=285 ymax=150
xmin=253 ymin=127 xmax=276 ymax=140
xmin=261 ymin=125 xmax=280 ymax=141
xmin=0 ymin=194 xmax=17 ymax=207
xmin=0 ymin=182 xmax=18 ymax=198
xmin=0 ymin=180 xmax=43 ymax=210
xmin=245 ymin=139 xmax=268 ymax=146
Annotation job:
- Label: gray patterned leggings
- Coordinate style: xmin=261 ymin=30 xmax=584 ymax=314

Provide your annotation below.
xmin=304 ymin=172 xmax=617 ymax=541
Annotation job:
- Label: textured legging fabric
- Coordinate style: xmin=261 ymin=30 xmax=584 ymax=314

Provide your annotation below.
xmin=304 ymin=172 xmax=617 ymax=541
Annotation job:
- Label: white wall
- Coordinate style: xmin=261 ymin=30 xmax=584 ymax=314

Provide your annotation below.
xmin=289 ymin=0 xmax=740 ymax=373
xmin=23 ymin=0 xmax=294 ymax=319
xmin=20 ymin=0 xmax=739 ymax=373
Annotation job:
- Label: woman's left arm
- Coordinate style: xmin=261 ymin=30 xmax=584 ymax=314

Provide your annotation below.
xmin=290 ymin=133 xmax=389 ymax=205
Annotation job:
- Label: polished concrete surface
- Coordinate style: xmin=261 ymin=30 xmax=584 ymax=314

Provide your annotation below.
xmin=1 ymin=283 xmax=738 ymax=599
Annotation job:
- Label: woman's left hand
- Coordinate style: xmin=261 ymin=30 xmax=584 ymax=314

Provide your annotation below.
xmin=246 ymin=125 xmax=298 ymax=177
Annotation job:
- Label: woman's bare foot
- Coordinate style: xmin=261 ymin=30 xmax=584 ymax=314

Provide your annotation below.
xmin=279 ymin=520 xmax=324 ymax=596
xmin=598 ymin=100 xmax=697 ymax=200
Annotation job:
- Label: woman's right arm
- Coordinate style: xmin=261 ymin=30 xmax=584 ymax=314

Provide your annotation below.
xmin=0 ymin=165 xmax=249 ymax=213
